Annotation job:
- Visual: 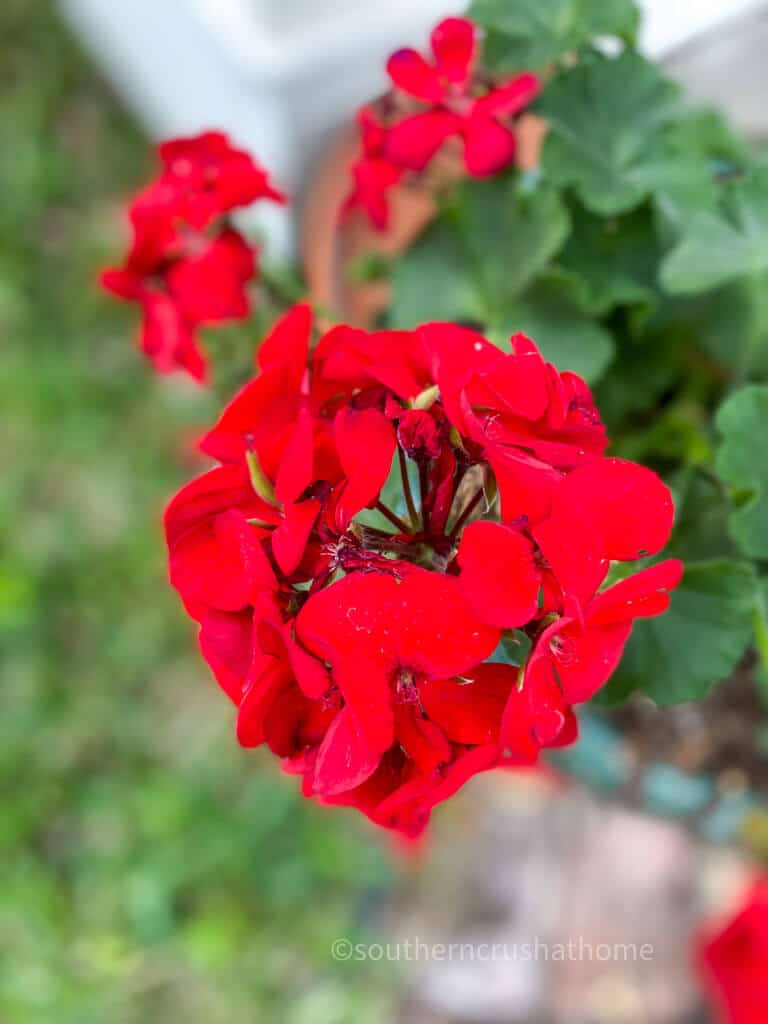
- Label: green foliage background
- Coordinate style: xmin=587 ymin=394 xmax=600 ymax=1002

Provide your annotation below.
xmin=0 ymin=5 xmax=394 ymax=1021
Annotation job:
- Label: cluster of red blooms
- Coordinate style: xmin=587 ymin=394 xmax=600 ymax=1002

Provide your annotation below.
xmin=102 ymin=132 xmax=284 ymax=381
xmin=698 ymin=876 xmax=768 ymax=1023
xmin=344 ymin=16 xmax=540 ymax=229
xmin=165 ymin=306 xmax=681 ymax=838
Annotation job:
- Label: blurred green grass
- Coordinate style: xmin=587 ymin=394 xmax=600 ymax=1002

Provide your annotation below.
xmin=0 ymin=3 xmax=395 ymax=1021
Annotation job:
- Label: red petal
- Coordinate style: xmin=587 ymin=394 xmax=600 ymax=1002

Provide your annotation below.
xmin=550 ymin=707 xmax=579 ymax=749
xmin=199 ymin=375 xmax=300 ymax=467
xmin=257 ymin=302 xmax=312 ymax=376
xmin=474 ymin=73 xmax=540 ymax=118
xmin=560 ymin=621 xmax=632 ymax=704
xmin=100 ymin=267 xmax=141 ymax=300
xmin=297 ymin=571 xmax=398 ymax=667
xmin=344 ymin=157 xmax=401 ymax=230
xmin=385 ymin=110 xmax=462 ymax=172
xmin=463 ymin=115 xmax=517 ymax=177
xmin=386 ymin=48 xmax=444 ymax=102
xmin=534 ymin=615 xmax=631 ymax=705
xmin=417 ymin=322 xmax=502 ymax=430
xmin=373 ymin=744 xmax=498 ymax=837
xmin=430 ymin=17 xmax=477 ymax=85
xmin=198 ymin=609 xmax=253 ymax=703
xmin=312 ymin=708 xmax=381 ymax=796
xmin=589 ymin=559 xmax=684 ymax=628
xmin=457 ymin=521 xmax=541 ymax=629
xmin=333 ymin=406 xmax=396 ymax=529
xmin=274 ymin=404 xmax=315 ymax=505
xmin=236 ymin=657 xmax=292 ymax=748
xmin=464 ymin=341 xmax=550 ymax=422
xmin=168 ymin=229 xmax=255 ymax=324
xmin=503 ymin=647 xmax=570 ymax=751
xmin=168 ymin=508 xmax=270 ymax=612
xmin=312 ymin=653 xmax=394 ymax=795
xmin=498 ymin=679 xmax=545 ymax=764
xmin=392 ymin=570 xmax=500 ymax=679
xmin=533 ymin=512 xmax=608 ymax=610
xmin=395 ymin=705 xmax=452 ymax=774
xmin=262 ymin=686 xmax=313 ymax=757
xmin=165 ymin=463 xmax=277 ymax=549
xmin=554 ymin=459 xmax=676 ymax=562
xmin=421 ymin=663 xmax=513 ymax=745
xmin=282 ymin=623 xmax=331 ymax=699
xmin=486 ymin=446 xmax=563 ymax=526
xmin=140 ymin=292 xmax=207 ymax=382
xmin=272 ymin=497 xmax=320 ymax=576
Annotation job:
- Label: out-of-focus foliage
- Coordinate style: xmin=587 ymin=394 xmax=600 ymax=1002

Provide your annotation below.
xmin=386 ymin=0 xmax=768 ymax=708
xmin=0 ymin=3 xmax=394 ymax=1021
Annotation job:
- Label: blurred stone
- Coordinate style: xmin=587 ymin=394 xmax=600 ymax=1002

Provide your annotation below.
xmin=393 ymin=771 xmax=748 ymax=1023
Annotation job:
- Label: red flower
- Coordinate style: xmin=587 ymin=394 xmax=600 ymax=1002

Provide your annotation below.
xmin=158 ymin=131 xmax=285 ymax=229
xmin=386 ymin=18 xmax=539 ymax=176
xmin=343 ymin=18 xmax=539 ymax=228
xmin=101 ymin=132 xmax=284 ymax=380
xmin=295 ymin=570 xmax=500 ymax=794
xmin=698 ymin=878 xmax=768 ymax=1024
xmin=165 ymin=309 xmax=681 ymax=837
xmin=500 ymin=560 xmax=683 ymax=750
xmin=342 ymin=108 xmax=403 ymax=230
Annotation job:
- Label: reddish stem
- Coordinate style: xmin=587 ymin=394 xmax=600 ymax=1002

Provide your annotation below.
xmin=375 ymin=501 xmax=411 ymax=534
xmin=448 ymin=488 xmax=484 ymax=542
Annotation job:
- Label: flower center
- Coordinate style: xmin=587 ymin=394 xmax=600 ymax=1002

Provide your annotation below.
xmin=396 ymin=669 xmax=420 ymax=704
xmin=549 ymin=634 xmax=577 ymax=666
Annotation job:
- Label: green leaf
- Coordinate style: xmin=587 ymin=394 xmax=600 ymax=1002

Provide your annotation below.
xmin=654 ymin=107 xmax=750 ymax=242
xmin=389 ymin=221 xmax=480 ymax=327
xmin=661 ymin=168 xmax=768 ymax=294
xmin=490 ymin=275 xmax=614 ymax=382
xmin=665 ymin=107 xmax=749 ymax=170
xmin=470 ymin=0 xmax=639 ymax=70
xmin=715 ymin=385 xmax=768 ymax=559
xmin=539 ymin=52 xmax=682 ymax=216
xmin=663 ymin=468 xmax=739 ymax=562
xmin=554 ymin=202 xmax=659 ymax=315
xmin=389 ymin=178 xmax=614 ymax=382
xmin=390 ymin=178 xmax=570 ymax=328
xmin=490 ymin=631 xmax=532 ymax=668
xmin=593 ymin=329 xmax=684 ymax=425
xmin=596 ymin=560 xmax=757 ymax=707
xmin=457 ymin=177 xmax=571 ymax=308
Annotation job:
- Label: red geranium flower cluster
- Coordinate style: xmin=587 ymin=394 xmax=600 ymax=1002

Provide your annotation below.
xmin=166 ymin=307 xmax=681 ymax=838
xmin=102 ymin=131 xmax=284 ymax=381
xmin=344 ymin=17 xmax=539 ymax=229
xmin=698 ymin=877 xmax=768 ymax=1024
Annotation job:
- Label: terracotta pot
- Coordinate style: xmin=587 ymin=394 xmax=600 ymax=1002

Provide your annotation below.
xmin=300 ymin=112 xmax=548 ymax=330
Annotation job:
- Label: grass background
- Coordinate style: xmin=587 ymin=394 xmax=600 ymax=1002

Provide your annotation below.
xmin=0 ymin=3 xmax=396 ymax=1020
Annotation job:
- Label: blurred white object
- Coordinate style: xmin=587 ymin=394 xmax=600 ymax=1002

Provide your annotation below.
xmin=59 ymin=0 xmax=454 ymax=257
xmin=59 ymin=0 xmax=766 ymax=257
xmin=638 ymin=0 xmax=762 ymax=54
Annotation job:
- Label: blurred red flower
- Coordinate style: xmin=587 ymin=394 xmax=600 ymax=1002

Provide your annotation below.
xmin=698 ymin=878 xmax=768 ymax=1024
xmin=101 ymin=132 xmax=284 ymax=381
xmin=344 ymin=17 xmax=540 ymax=228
